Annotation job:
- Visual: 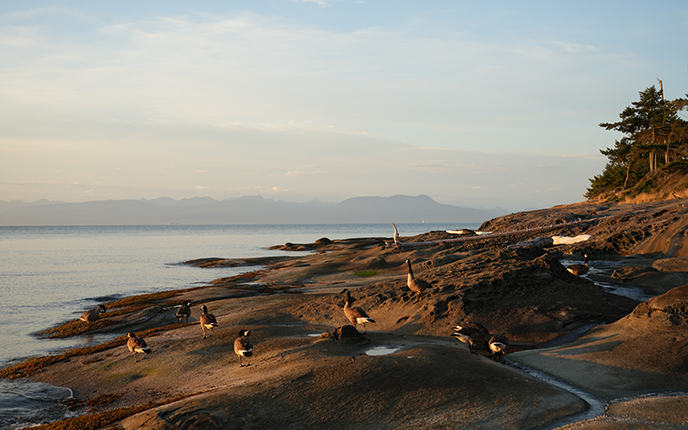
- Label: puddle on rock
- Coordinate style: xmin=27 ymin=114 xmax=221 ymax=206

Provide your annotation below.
xmin=560 ymin=258 xmax=652 ymax=302
xmin=594 ymin=280 xmax=653 ymax=302
xmin=365 ymin=346 xmax=402 ymax=356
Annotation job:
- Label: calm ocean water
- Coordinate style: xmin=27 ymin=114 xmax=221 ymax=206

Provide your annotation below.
xmin=0 ymin=223 xmax=472 ymax=428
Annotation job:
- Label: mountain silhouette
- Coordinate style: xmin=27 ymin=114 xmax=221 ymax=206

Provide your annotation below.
xmin=0 ymin=195 xmax=505 ymax=225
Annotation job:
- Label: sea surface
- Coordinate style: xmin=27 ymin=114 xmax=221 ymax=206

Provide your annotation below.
xmin=0 ymin=223 xmax=472 ymax=428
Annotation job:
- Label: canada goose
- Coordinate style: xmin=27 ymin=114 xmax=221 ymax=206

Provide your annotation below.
xmin=341 ymin=289 xmax=375 ymax=333
xmin=199 ymin=304 xmax=218 ymax=338
xmin=176 ymin=301 xmax=191 ymax=323
xmin=234 ymin=329 xmax=254 ymax=367
xmin=392 ymin=223 xmax=400 ymax=244
xmin=488 ymin=334 xmax=509 ymax=362
xmin=405 ymin=259 xmax=433 ymax=299
xmin=80 ymin=304 xmax=106 ymax=324
xmin=127 ymin=332 xmax=151 ymax=362
xmin=452 ymin=322 xmax=490 ymax=353
xmin=567 ymin=254 xmax=589 ymax=276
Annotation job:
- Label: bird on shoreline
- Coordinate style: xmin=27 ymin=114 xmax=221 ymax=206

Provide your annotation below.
xmin=341 ymin=289 xmax=375 ymax=333
xmin=199 ymin=304 xmax=218 ymax=338
xmin=176 ymin=301 xmax=191 ymax=323
xmin=127 ymin=332 xmax=151 ymax=362
xmin=567 ymin=254 xmax=590 ymax=276
xmin=488 ymin=334 xmax=509 ymax=362
xmin=80 ymin=304 xmax=107 ymax=324
xmin=452 ymin=322 xmax=490 ymax=354
xmin=405 ymin=259 xmax=433 ymax=299
xmin=234 ymin=329 xmax=254 ymax=367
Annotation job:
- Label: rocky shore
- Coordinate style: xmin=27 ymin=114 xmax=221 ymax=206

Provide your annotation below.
xmin=5 ymin=198 xmax=688 ymax=429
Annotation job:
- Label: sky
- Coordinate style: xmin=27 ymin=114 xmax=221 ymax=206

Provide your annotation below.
xmin=1 ymin=1 xmax=687 ymax=212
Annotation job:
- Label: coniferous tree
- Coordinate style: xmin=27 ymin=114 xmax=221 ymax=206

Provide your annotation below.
xmin=587 ymin=85 xmax=688 ymax=199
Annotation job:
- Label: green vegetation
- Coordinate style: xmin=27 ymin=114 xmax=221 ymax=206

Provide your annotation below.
xmin=354 ymin=270 xmax=378 ymax=277
xmin=587 ymin=84 xmax=688 ymax=200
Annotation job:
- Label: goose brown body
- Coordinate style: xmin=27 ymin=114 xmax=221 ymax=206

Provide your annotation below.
xmin=341 ymin=289 xmax=375 ymax=333
xmin=234 ymin=329 xmax=254 ymax=367
xmin=79 ymin=304 xmax=106 ymax=324
xmin=405 ymin=259 xmax=433 ymax=298
xmin=127 ymin=332 xmax=151 ymax=362
xmin=176 ymin=301 xmax=191 ymax=323
xmin=199 ymin=304 xmax=218 ymax=338
xmin=567 ymin=254 xmax=589 ymax=276
xmin=452 ymin=322 xmax=490 ymax=353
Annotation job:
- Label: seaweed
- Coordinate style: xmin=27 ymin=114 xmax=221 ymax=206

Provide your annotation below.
xmin=29 ymin=395 xmax=189 ymax=430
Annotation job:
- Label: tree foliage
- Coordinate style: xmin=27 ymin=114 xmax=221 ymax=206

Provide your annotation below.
xmin=587 ymin=85 xmax=688 ymax=199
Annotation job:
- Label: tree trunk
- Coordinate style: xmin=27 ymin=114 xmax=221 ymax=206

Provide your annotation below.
xmin=624 ymin=162 xmax=631 ymax=189
xmin=649 ymin=150 xmax=657 ymax=172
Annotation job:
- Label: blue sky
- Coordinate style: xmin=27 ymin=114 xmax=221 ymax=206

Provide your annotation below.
xmin=1 ymin=1 xmax=687 ymax=211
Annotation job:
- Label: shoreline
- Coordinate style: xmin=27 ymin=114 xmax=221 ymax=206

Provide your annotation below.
xmin=5 ymin=199 xmax=688 ymax=429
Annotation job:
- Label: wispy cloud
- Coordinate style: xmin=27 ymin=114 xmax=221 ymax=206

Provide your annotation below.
xmin=0 ymin=2 xmax=683 ymax=209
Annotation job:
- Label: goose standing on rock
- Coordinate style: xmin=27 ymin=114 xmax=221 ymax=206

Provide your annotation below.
xmin=127 ymin=332 xmax=151 ymax=362
xmin=405 ymin=259 xmax=433 ymax=299
xmin=176 ymin=301 xmax=191 ymax=323
xmin=234 ymin=329 xmax=254 ymax=367
xmin=488 ymin=334 xmax=509 ymax=362
xmin=567 ymin=254 xmax=590 ymax=276
xmin=452 ymin=322 xmax=490 ymax=353
xmin=80 ymin=304 xmax=106 ymax=324
xmin=341 ymin=289 xmax=375 ymax=333
xmin=199 ymin=304 xmax=218 ymax=338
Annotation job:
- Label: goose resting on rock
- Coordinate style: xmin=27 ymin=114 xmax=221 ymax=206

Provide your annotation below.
xmin=567 ymin=254 xmax=589 ymax=276
xmin=488 ymin=334 xmax=509 ymax=362
xmin=452 ymin=322 xmax=490 ymax=353
xmin=234 ymin=329 xmax=254 ymax=367
xmin=199 ymin=304 xmax=218 ymax=338
xmin=127 ymin=332 xmax=151 ymax=362
xmin=80 ymin=304 xmax=106 ymax=324
xmin=341 ymin=289 xmax=375 ymax=333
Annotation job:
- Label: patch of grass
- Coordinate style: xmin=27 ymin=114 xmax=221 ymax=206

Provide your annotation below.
xmin=102 ymin=368 xmax=143 ymax=384
xmin=354 ymin=270 xmax=378 ymax=277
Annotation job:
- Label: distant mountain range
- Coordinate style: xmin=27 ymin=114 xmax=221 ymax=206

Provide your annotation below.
xmin=0 ymin=195 xmax=507 ymax=226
